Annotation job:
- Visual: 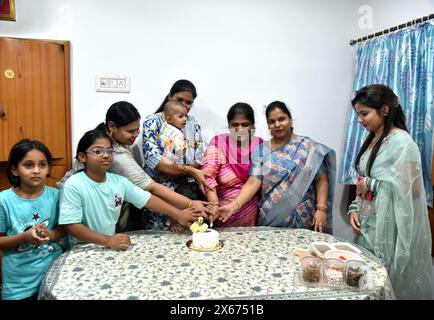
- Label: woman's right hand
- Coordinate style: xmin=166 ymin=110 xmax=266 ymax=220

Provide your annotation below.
xmin=217 ymin=202 xmax=238 ymax=223
xmin=349 ymin=211 xmax=361 ymax=236
xmin=191 ymin=200 xmax=209 ymax=215
xmin=203 ymin=202 xmax=219 ymax=224
xmin=178 ymin=207 xmax=203 ymax=227
xmin=189 ymin=167 xmax=214 ymax=194
xmin=106 ymin=233 xmax=131 ymax=250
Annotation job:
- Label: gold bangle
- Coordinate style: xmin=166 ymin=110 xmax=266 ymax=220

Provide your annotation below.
xmin=187 ymin=200 xmax=192 ymax=208
xmin=181 ymin=164 xmax=186 ymax=176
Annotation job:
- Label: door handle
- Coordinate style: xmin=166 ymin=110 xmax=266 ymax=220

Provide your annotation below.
xmin=0 ymin=107 xmax=5 ymax=118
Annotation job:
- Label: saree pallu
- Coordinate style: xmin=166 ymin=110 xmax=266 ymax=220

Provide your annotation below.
xmin=201 ymin=134 xmax=263 ymax=227
xmin=250 ymin=135 xmax=336 ymax=233
xmin=357 ymin=130 xmax=433 ymax=299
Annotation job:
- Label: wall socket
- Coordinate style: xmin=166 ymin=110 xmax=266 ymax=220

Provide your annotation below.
xmin=96 ymin=75 xmax=130 ymax=93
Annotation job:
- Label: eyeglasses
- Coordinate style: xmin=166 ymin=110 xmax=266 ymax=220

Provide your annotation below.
xmin=173 ymin=97 xmax=194 ymax=106
xmin=86 ymin=147 xmax=115 ymax=157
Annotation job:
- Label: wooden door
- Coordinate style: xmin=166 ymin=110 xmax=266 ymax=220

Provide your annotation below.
xmin=0 ymin=37 xmax=71 ymax=290
xmin=0 ymin=37 xmax=71 ymax=189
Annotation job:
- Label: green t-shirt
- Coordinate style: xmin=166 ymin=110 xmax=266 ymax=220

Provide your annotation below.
xmin=0 ymin=186 xmax=62 ymax=300
xmin=59 ymin=171 xmax=151 ymax=236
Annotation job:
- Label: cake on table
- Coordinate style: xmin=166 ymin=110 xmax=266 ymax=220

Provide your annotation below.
xmin=189 ymin=217 xmax=220 ymax=250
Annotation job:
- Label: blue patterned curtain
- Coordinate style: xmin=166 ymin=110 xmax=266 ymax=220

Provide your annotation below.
xmin=339 ymin=20 xmax=434 ymax=206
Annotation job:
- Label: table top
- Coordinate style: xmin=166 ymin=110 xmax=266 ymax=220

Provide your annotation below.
xmin=40 ymin=227 xmax=394 ymax=300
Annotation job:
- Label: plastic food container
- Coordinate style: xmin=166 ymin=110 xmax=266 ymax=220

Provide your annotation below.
xmin=331 ymin=242 xmax=362 ymax=254
xmin=324 ymin=249 xmax=363 ymax=262
xmin=294 ymin=248 xmax=312 ymax=258
xmin=301 ymin=256 xmax=323 ymax=283
xmin=310 ymin=241 xmax=334 ymax=258
xmin=323 ymin=258 xmax=345 ymax=286
xmin=345 ymin=260 xmax=368 ymax=287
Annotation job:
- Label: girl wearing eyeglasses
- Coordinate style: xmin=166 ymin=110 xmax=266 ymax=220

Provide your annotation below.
xmin=99 ymin=100 xmax=211 ymax=232
xmin=58 ymin=129 xmax=202 ymax=249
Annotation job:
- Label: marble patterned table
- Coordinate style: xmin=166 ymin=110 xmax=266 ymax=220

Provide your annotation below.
xmin=39 ymin=227 xmax=394 ymax=300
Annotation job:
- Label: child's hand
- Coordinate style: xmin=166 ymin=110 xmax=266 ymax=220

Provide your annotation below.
xmin=24 ymin=225 xmax=49 ymax=246
xmin=35 ymin=223 xmax=49 ymax=239
xmin=106 ymin=233 xmax=131 ymax=250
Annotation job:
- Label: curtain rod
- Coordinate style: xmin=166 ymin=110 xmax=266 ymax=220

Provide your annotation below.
xmin=349 ymin=13 xmax=434 ymax=46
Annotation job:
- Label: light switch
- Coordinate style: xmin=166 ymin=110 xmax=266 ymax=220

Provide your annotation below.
xmin=118 ymin=79 xmax=126 ymax=88
xmin=96 ymin=76 xmax=130 ymax=93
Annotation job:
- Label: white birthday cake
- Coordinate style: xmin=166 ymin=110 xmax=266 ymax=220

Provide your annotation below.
xmin=190 ymin=217 xmax=220 ymax=249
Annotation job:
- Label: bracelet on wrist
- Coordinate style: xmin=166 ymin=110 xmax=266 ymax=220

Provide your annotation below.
xmin=347 ymin=200 xmax=359 ymax=215
xmin=363 ymin=177 xmax=369 ymax=190
xmin=369 ymin=177 xmax=380 ymax=193
xmin=316 ymin=207 xmax=327 ymax=213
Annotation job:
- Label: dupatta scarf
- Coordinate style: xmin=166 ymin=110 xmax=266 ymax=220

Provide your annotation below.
xmin=212 ymin=133 xmax=263 ymax=181
xmin=357 ymin=130 xmax=433 ymax=299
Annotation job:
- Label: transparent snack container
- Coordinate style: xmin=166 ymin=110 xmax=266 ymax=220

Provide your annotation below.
xmin=323 ymin=258 xmax=345 ymax=286
xmin=310 ymin=241 xmax=335 ymax=258
xmin=331 ymin=242 xmax=362 ymax=254
xmin=324 ymin=249 xmax=363 ymax=262
xmin=345 ymin=260 xmax=368 ymax=287
xmin=301 ymin=255 xmax=323 ymax=283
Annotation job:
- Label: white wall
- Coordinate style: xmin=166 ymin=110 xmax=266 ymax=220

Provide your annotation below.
xmin=337 ymin=0 xmax=434 ymax=240
xmin=2 ymin=0 xmax=430 ymax=240
xmin=354 ymin=0 xmax=433 ymax=38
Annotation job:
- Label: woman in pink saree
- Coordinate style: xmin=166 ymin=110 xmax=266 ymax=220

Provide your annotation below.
xmin=201 ymin=103 xmax=263 ymax=227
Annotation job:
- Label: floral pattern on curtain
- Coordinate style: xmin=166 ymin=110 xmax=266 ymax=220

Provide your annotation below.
xmin=339 ymin=20 xmax=434 ymax=206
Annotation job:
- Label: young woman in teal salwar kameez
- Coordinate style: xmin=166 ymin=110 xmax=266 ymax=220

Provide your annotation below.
xmin=348 ymin=84 xmax=433 ymax=300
